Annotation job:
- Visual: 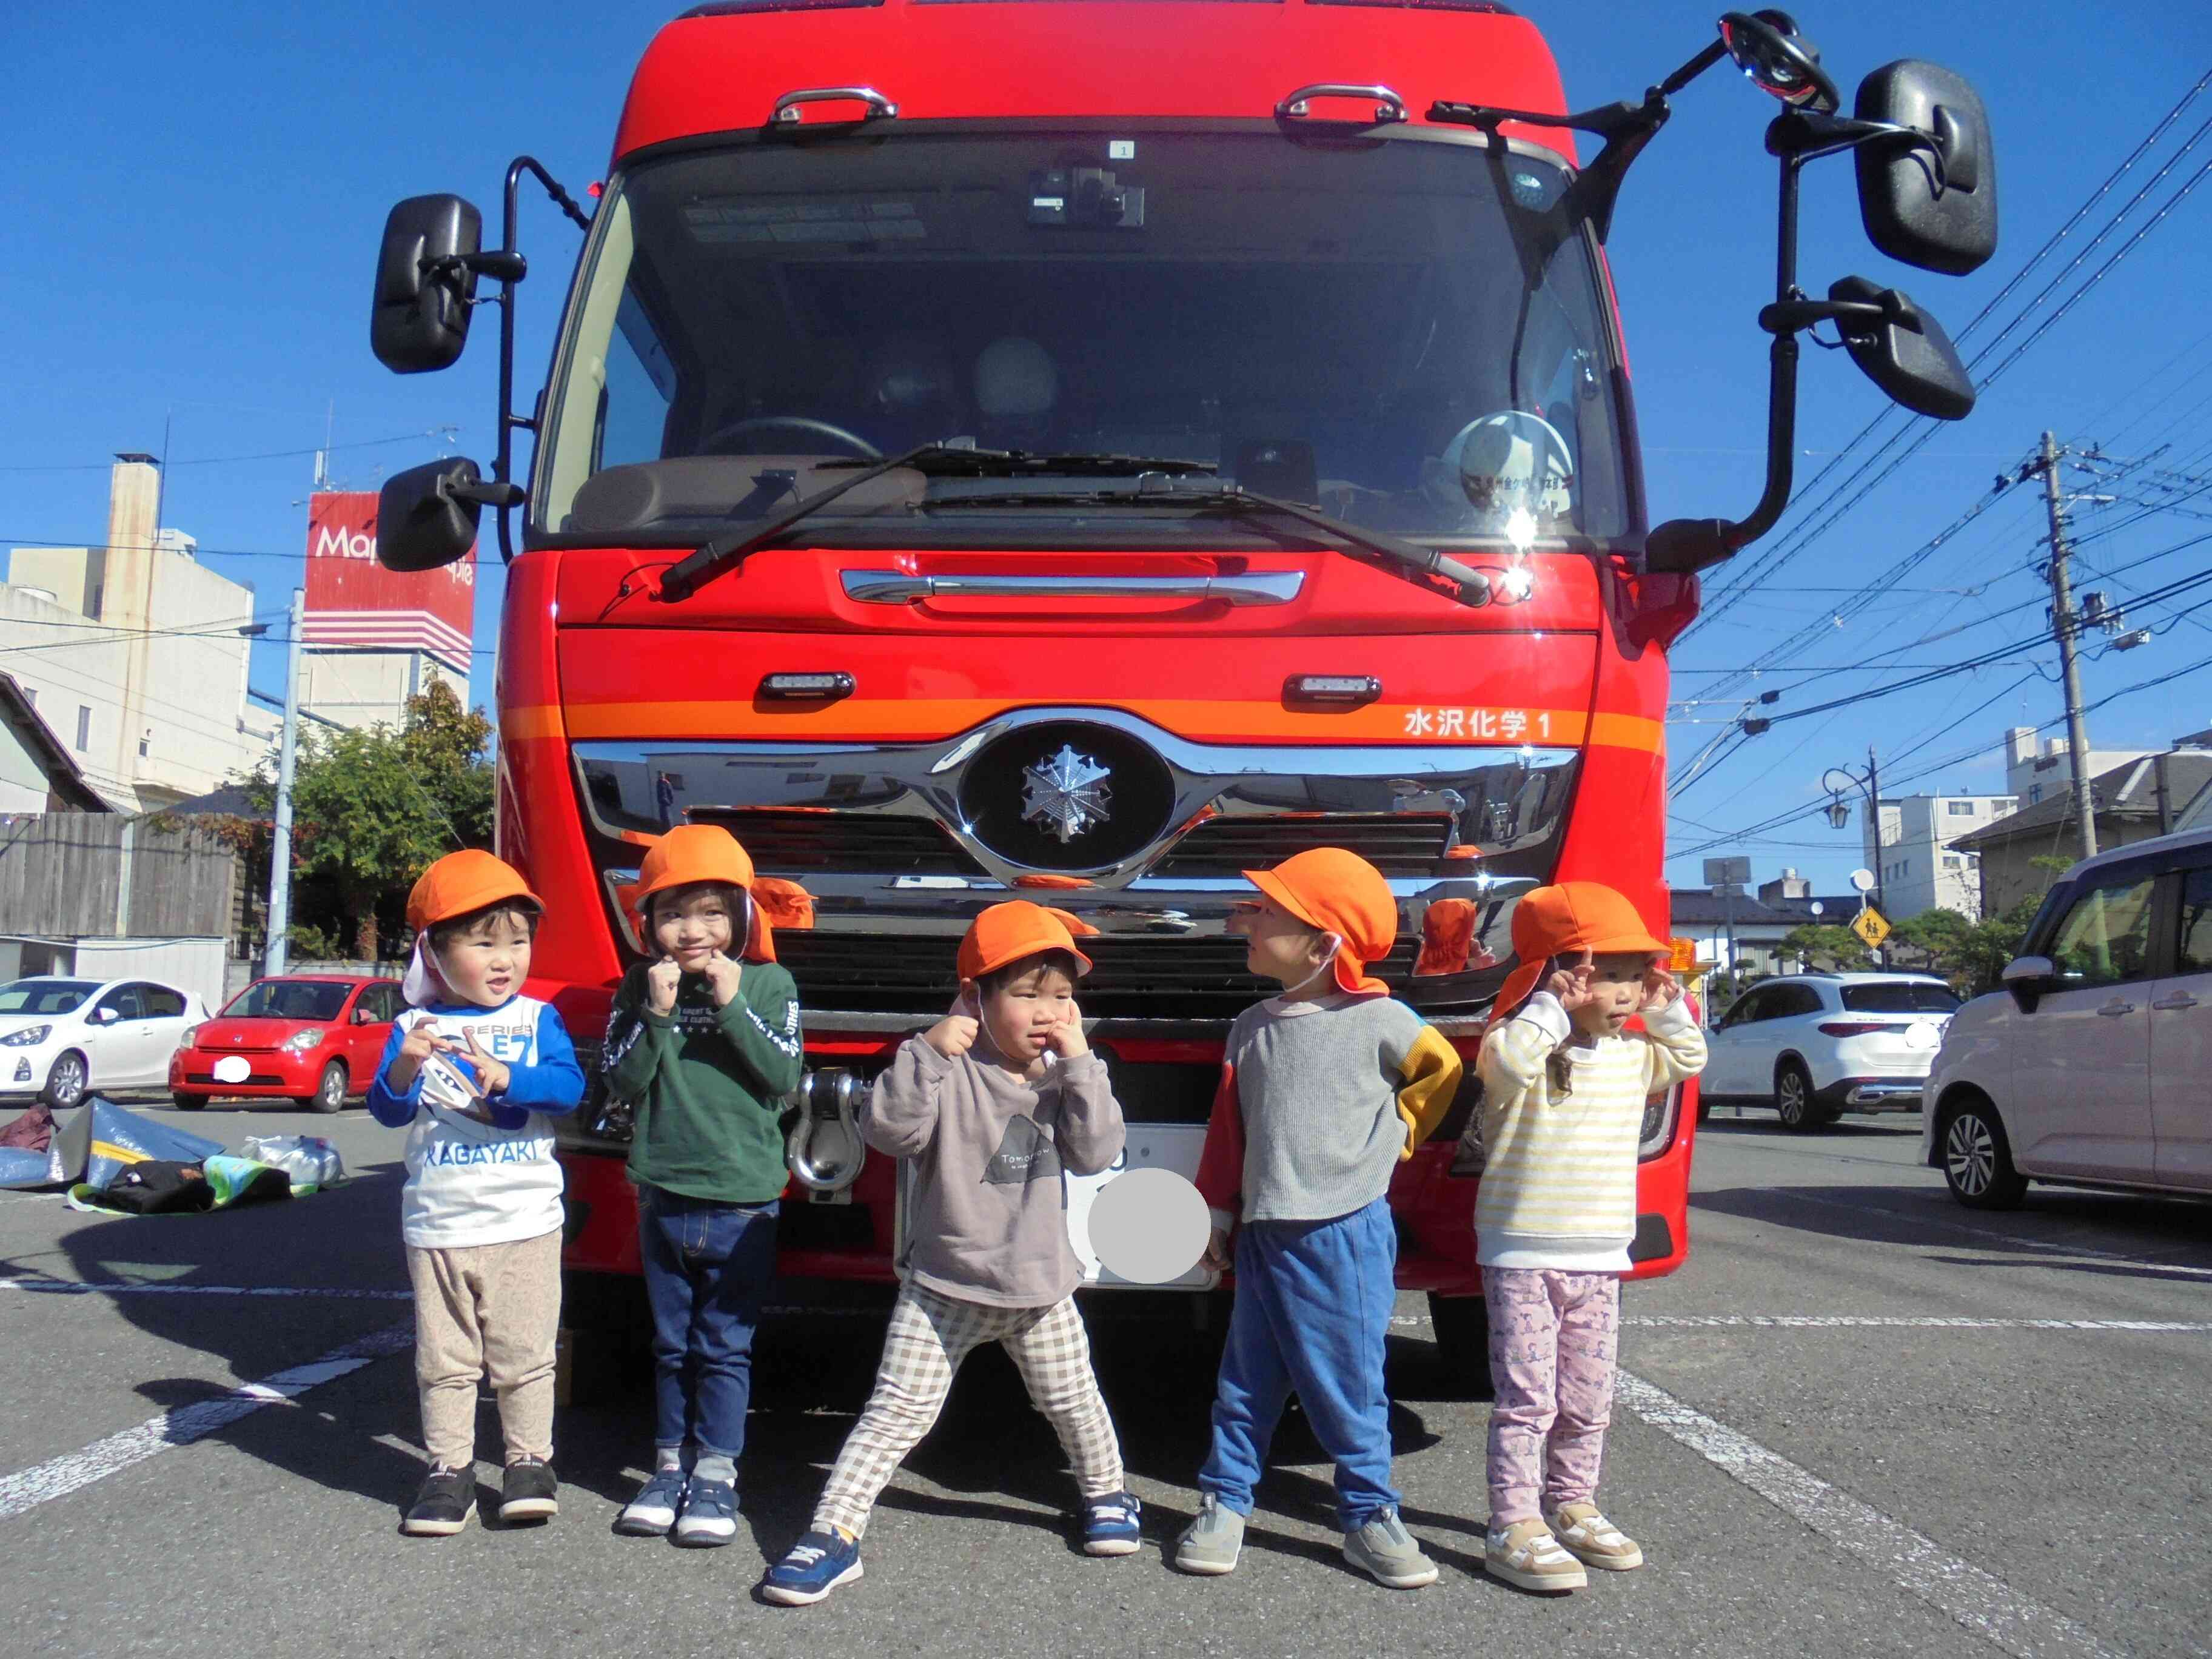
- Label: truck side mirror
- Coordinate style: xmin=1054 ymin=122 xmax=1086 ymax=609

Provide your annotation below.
xmin=378 ymin=458 xmax=484 ymax=572
xmin=371 ymin=194 xmax=484 ymax=374
xmin=1827 ymin=276 xmax=1976 ymax=420
xmin=1854 ymin=61 xmax=1997 ymax=276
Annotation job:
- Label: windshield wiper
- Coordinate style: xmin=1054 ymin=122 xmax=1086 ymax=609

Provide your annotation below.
xmin=653 ymin=447 xmax=1217 ymax=602
xmin=924 ymin=483 xmax=1497 ymax=608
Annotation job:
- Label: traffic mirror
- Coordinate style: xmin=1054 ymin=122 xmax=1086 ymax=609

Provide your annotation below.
xmin=371 ymin=194 xmax=483 ymax=374
xmin=1854 ymin=61 xmax=1997 ymax=275
xmin=1828 ymin=276 xmax=1976 ymax=420
xmin=1717 ymin=11 xmax=1840 ymax=112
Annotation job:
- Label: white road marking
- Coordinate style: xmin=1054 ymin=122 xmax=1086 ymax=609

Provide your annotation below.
xmin=0 ymin=1322 xmax=413 ymax=1523
xmin=1612 ymin=1367 xmax=2122 ymax=1659
xmin=0 ymin=1278 xmax=411 ymax=1300
xmin=1390 ymin=1313 xmax=2212 ymax=1331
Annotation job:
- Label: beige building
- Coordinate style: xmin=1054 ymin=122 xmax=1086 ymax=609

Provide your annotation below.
xmin=1952 ymin=750 xmax=2212 ymax=916
xmin=2005 ymin=725 xmax=2154 ymax=810
xmin=4 ymin=456 xmax=280 ymax=812
xmin=300 ymin=648 xmax=468 ymax=732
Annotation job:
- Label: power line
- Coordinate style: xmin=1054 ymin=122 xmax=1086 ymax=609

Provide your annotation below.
xmin=0 ymin=429 xmax=458 ymax=474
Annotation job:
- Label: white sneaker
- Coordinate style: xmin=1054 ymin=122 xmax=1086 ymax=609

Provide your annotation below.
xmin=1485 ymin=1519 xmax=1587 ymax=1592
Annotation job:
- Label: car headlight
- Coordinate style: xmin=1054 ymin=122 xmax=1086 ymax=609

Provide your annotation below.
xmin=1 ymin=1025 xmax=52 ymax=1048
xmin=179 ymin=1024 xmax=202 ymax=1049
xmin=282 ymin=1028 xmax=325 ymax=1053
xmin=1639 ymin=1084 xmax=1681 ymax=1159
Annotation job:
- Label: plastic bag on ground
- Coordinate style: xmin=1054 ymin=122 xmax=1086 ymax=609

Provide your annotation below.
xmin=54 ymin=1098 xmax=225 ymax=1190
xmin=241 ymin=1134 xmax=346 ymax=1189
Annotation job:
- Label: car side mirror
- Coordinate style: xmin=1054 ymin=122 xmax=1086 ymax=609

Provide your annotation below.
xmin=2002 ymin=953 xmax=2054 ymax=1010
xmin=1853 ymin=60 xmax=1997 ymax=276
xmin=371 ymin=194 xmax=484 ymax=374
xmin=378 ymin=458 xmax=486 ymax=572
xmin=1827 ymin=276 xmax=1976 ymax=420
xmin=89 ymin=1007 xmax=118 ymax=1025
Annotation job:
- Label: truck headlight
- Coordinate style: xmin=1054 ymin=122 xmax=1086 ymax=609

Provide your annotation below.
xmin=1 ymin=1025 xmax=52 ymax=1048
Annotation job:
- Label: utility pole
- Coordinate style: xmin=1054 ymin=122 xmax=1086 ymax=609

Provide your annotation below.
xmin=1865 ymin=743 xmax=1889 ymax=969
xmin=2038 ymin=430 xmax=2099 ymax=860
xmin=264 ymin=588 xmax=305 ymax=976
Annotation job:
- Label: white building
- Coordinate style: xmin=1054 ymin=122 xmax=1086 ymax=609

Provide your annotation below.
xmin=300 ymin=649 xmax=468 ymax=732
xmin=4 ymin=456 xmax=280 ymax=812
xmin=1866 ymin=793 xmax=2017 ymax=921
xmin=2005 ymin=726 xmax=2154 ymax=809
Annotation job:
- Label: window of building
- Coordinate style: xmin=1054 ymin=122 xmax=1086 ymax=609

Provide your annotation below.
xmin=2029 ymin=785 xmax=2043 ymax=804
xmin=137 ymin=731 xmax=150 ymax=759
xmin=21 ymin=688 xmax=35 ymax=708
xmin=1943 ymin=853 xmax=1965 ymax=868
xmin=1946 ymin=800 xmax=1977 ymax=816
xmin=74 ymin=706 xmax=90 ymax=751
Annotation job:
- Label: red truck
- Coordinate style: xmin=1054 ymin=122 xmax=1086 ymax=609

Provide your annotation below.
xmin=364 ymin=1 xmax=1994 ymax=1375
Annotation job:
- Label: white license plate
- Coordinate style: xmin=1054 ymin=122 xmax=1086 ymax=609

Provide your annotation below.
xmin=212 ymin=1055 xmax=252 ymax=1084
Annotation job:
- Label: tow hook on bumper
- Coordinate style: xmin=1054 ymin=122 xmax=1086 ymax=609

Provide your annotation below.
xmin=786 ymin=1068 xmax=868 ymax=1198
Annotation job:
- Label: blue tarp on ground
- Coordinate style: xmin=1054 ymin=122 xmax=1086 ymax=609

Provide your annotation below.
xmin=53 ymin=1098 xmax=226 ymax=1190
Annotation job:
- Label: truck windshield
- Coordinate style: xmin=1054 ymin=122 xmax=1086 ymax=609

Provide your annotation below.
xmin=536 ymin=129 xmax=1634 ymax=548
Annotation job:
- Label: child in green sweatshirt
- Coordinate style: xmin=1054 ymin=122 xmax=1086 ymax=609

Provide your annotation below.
xmin=600 ymin=826 xmax=803 ymax=1548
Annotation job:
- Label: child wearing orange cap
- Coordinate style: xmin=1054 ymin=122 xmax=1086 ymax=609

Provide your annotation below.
xmin=1472 ymin=881 xmax=1704 ymax=1594
xmin=1176 ymin=848 xmax=1463 ymax=1587
xmin=762 ymin=901 xmax=1136 ymax=1605
xmin=367 ymin=849 xmax=586 ymax=1538
xmin=598 ymin=825 xmax=804 ymax=1549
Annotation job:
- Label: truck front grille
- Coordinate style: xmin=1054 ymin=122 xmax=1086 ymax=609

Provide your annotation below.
xmin=1156 ymin=814 xmax=1453 ymax=877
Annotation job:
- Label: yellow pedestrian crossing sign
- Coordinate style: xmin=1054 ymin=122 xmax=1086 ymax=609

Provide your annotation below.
xmin=1851 ymin=907 xmax=1891 ymax=950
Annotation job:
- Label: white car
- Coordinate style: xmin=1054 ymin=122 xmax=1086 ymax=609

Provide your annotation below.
xmin=0 ymin=977 xmax=211 ymax=1110
xmin=1924 ymin=825 xmax=2212 ymax=1208
xmin=1702 ymin=972 xmax=1960 ymax=1130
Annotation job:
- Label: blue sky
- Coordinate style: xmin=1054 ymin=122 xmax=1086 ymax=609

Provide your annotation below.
xmin=7 ymin=2 xmax=2210 ymax=900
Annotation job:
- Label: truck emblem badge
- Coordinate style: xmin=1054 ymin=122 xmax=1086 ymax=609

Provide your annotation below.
xmin=1022 ymin=745 xmax=1113 ymax=843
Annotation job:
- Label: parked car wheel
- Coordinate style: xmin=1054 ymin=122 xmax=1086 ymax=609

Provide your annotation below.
xmin=1774 ymin=1059 xmax=1826 ymax=1131
xmin=1940 ymin=1095 xmax=2028 ymax=1210
xmin=171 ymin=1092 xmax=207 ymax=1111
xmin=1427 ymin=1292 xmax=1493 ymax=1400
xmin=42 ymin=1051 xmax=88 ymax=1110
xmin=302 ymin=1062 xmax=348 ymax=1115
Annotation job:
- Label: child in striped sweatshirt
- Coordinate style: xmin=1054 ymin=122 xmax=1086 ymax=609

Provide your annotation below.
xmin=1473 ymin=882 xmax=1704 ymax=1594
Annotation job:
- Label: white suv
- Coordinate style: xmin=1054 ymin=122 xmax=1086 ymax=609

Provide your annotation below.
xmin=1923 ymin=826 xmax=2212 ymax=1208
xmin=1703 ymin=973 xmax=1960 ymax=1130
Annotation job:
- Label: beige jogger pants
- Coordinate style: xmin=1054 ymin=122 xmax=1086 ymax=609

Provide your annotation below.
xmin=404 ymin=1227 xmax=561 ymax=1469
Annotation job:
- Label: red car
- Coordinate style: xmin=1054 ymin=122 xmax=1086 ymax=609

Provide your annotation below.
xmin=169 ymin=976 xmax=404 ymax=1114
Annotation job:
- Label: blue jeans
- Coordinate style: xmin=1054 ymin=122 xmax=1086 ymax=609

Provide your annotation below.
xmin=1198 ymin=1196 xmax=1400 ymax=1531
xmin=637 ymin=1184 xmax=780 ymax=1460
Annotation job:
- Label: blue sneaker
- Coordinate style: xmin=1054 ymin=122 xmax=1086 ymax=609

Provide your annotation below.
xmin=615 ymin=1467 xmax=688 ymax=1538
xmin=671 ymin=1475 xmax=738 ymax=1547
xmin=762 ymin=1529 xmax=865 ymax=1606
xmin=1080 ymin=1490 xmax=1143 ymax=1557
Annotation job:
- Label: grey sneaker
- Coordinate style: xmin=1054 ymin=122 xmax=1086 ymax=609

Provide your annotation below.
xmin=1173 ymin=1493 xmax=1245 ymax=1576
xmin=1342 ymin=1507 xmax=1439 ymax=1589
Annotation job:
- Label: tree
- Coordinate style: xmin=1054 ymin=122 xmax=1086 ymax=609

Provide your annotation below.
xmin=1888 ymin=908 xmax=1974 ymax=976
xmin=232 ymin=682 xmax=495 ymax=960
xmin=1780 ymin=923 xmax=1872 ymax=972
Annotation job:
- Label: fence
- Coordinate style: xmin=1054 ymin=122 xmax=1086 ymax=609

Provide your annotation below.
xmin=0 ymin=813 xmax=235 ymax=939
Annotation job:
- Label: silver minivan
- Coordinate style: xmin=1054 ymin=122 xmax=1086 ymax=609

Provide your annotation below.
xmin=1922 ymin=826 xmax=2212 ymax=1207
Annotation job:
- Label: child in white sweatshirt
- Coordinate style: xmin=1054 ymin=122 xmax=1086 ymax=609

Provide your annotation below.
xmin=1473 ymin=882 xmax=1704 ymax=1594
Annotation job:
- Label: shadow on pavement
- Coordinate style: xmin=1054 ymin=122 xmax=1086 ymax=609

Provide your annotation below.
xmin=1692 ymin=1182 xmax=2212 ymax=1278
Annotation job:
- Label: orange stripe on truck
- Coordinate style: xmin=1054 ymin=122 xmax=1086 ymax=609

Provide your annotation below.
xmin=515 ymin=699 xmax=1665 ymax=754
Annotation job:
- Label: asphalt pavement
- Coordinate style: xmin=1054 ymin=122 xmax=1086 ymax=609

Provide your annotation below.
xmin=2 ymin=1096 xmax=2207 ymax=1659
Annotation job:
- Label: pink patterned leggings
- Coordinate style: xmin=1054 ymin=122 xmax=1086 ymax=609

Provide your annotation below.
xmin=1483 ymin=1267 xmax=1621 ymax=1526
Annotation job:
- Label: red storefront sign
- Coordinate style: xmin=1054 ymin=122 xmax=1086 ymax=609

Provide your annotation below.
xmin=301 ymin=491 xmax=474 ymax=674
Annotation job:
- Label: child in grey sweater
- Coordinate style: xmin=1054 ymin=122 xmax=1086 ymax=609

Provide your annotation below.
xmin=1179 ymin=849 xmax=1463 ymax=1587
xmin=761 ymin=902 xmax=1139 ymax=1606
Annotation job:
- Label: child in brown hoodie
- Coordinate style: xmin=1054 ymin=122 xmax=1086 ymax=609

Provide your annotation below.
xmin=760 ymin=901 xmax=1137 ymax=1604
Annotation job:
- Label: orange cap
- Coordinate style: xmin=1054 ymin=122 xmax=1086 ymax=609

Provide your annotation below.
xmin=1242 ymin=846 xmax=1397 ymax=997
xmin=1484 ymin=881 xmax=1667 ymax=1036
xmin=956 ymin=901 xmax=1098 ymax=982
xmin=405 ymin=850 xmax=542 ymax=934
xmin=616 ymin=825 xmax=779 ymax=962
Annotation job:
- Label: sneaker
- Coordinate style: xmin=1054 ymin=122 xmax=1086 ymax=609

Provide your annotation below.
xmin=1172 ymin=1493 xmax=1245 ymax=1576
xmin=762 ymin=1529 xmax=865 ymax=1606
xmin=401 ymin=1466 xmax=475 ymax=1537
xmin=615 ymin=1467 xmax=688 ymax=1538
xmin=672 ymin=1474 xmax=739 ymax=1547
xmin=1485 ymin=1518 xmax=1588 ymax=1593
xmin=498 ymin=1457 xmax=559 ymax=1524
xmin=1079 ymin=1490 xmax=1143 ymax=1557
xmin=1342 ymin=1507 xmax=1439 ymax=1589
xmin=1546 ymin=1502 xmax=1644 ymax=1571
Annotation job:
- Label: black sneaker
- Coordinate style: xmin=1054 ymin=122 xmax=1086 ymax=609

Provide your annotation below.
xmin=401 ymin=1466 xmax=475 ymax=1537
xmin=500 ymin=1456 xmax=559 ymax=1524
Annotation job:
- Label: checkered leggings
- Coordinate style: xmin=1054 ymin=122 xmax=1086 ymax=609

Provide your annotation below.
xmin=812 ymin=1282 xmax=1125 ymax=1537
